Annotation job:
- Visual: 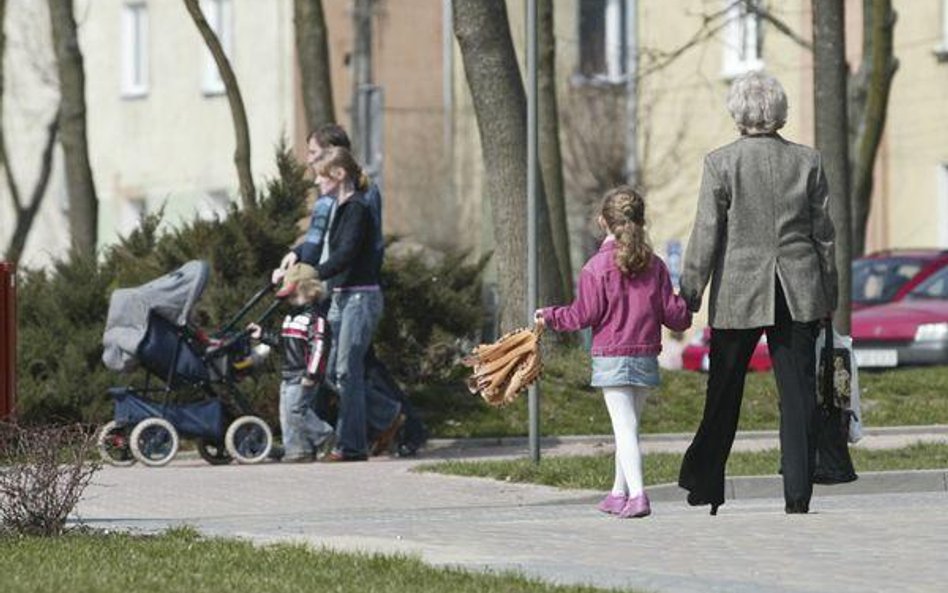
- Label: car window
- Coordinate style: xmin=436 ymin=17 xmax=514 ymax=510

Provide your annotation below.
xmin=851 ymin=258 xmax=924 ymax=304
xmin=908 ymin=267 xmax=948 ymax=300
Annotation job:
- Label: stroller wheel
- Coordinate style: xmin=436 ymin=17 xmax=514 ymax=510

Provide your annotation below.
xmin=96 ymin=421 xmax=136 ymax=466
xmin=129 ymin=418 xmax=180 ymax=467
xmin=196 ymin=439 xmax=232 ymax=465
xmin=224 ymin=416 xmax=273 ymax=464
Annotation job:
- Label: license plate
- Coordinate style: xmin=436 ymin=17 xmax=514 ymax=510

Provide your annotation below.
xmin=854 ymin=349 xmax=898 ymax=368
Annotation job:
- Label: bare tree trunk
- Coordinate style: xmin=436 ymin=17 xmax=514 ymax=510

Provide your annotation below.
xmin=538 ymin=0 xmax=573 ymax=300
xmin=184 ymin=0 xmax=256 ymax=208
xmin=848 ymin=0 xmax=897 ymax=257
xmin=453 ymin=0 xmax=562 ymax=332
xmin=812 ymin=0 xmax=852 ymax=333
xmin=294 ymin=0 xmax=335 ymax=131
xmin=47 ymin=0 xmax=97 ymax=254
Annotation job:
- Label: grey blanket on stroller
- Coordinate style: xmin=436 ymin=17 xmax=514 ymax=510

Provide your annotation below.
xmin=102 ymin=260 xmax=209 ymax=372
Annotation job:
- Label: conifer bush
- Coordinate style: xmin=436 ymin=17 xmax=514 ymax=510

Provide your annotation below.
xmin=15 ymin=145 xmax=485 ymax=427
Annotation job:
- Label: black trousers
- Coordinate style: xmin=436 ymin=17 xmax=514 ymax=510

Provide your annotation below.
xmin=678 ymin=281 xmax=818 ymax=507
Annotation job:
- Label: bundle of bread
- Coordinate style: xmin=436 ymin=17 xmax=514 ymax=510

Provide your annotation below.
xmin=462 ymin=323 xmax=543 ymax=407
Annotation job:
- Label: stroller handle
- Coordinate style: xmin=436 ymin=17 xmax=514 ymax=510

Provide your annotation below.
xmin=217 ymin=279 xmax=277 ymax=335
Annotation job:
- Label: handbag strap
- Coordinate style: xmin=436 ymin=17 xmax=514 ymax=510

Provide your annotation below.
xmin=821 ymin=321 xmax=835 ymax=409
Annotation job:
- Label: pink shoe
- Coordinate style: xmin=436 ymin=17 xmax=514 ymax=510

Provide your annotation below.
xmin=618 ymin=493 xmax=651 ymax=518
xmin=597 ymin=493 xmax=628 ymax=515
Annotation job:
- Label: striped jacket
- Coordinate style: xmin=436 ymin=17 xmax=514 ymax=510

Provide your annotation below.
xmin=266 ymin=306 xmax=330 ymax=380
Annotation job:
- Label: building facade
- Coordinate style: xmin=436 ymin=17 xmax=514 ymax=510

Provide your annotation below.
xmin=2 ymin=0 xmax=947 ymax=281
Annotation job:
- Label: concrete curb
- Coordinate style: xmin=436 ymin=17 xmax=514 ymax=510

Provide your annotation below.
xmin=643 ymin=469 xmax=948 ymax=503
xmin=425 ymin=424 xmax=948 ymax=451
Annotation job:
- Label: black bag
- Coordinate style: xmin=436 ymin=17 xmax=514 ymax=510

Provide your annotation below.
xmin=812 ymin=323 xmax=858 ymax=485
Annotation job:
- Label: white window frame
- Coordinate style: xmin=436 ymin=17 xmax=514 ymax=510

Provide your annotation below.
xmin=936 ymin=0 xmax=948 ymax=61
xmin=603 ymin=0 xmax=626 ymax=82
xmin=200 ymin=0 xmax=233 ymax=96
xmin=938 ymin=164 xmax=948 ymax=247
xmin=722 ymin=0 xmax=764 ymax=79
xmin=121 ymin=1 xmax=148 ymax=98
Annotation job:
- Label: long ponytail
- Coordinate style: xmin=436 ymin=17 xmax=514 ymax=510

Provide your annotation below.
xmin=601 ymin=186 xmax=652 ymax=276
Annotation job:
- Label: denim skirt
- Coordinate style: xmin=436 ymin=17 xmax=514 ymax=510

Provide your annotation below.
xmin=591 ymin=355 xmax=660 ymax=388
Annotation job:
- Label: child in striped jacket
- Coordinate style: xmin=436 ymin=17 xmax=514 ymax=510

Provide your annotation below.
xmin=249 ymin=263 xmax=334 ymax=462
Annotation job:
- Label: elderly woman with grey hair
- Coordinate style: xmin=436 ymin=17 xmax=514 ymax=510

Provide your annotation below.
xmin=677 ymin=71 xmax=837 ymax=515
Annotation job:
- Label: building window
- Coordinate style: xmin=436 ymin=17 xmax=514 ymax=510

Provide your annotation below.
xmin=577 ymin=0 xmax=628 ymax=83
xmin=201 ymin=0 xmax=232 ymax=95
xmin=722 ymin=0 xmax=764 ymax=78
xmin=121 ymin=2 xmax=148 ymax=98
xmin=936 ymin=0 xmax=948 ymax=61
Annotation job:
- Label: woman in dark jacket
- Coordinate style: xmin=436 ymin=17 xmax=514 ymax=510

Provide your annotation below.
xmin=678 ymin=71 xmax=837 ymax=515
xmin=311 ymin=147 xmax=401 ymax=461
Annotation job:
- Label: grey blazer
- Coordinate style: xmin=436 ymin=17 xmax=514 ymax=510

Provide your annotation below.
xmin=680 ymin=134 xmax=838 ymax=329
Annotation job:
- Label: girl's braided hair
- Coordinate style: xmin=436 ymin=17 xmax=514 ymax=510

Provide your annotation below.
xmin=600 ymin=185 xmax=652 ymax=276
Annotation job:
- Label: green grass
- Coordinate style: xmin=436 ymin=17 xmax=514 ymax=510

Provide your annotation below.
xmin=0 ymin=527 xmax=628 ymax=593
xmin=414 ymin=347 xmax=948 ymax=438
xmin=418 ymin=442 xmax=948 ymax=491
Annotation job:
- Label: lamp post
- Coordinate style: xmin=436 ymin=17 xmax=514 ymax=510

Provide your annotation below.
xmin=526 ymin=0 xmax=540 ymax=464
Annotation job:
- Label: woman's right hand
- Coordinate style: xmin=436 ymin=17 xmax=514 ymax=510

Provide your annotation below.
xmin=271 ymin=251 xmax=299 ymax=285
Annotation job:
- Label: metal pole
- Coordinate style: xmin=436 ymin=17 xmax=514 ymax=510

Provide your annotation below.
xmin=526 ymin=0 xmax=540 ymax=464
xmin=351 ymin=0 xmax=373 ymax=161
xmin=442 ymin=0 xmax=456 ymax=208
xmin=624 ymin=0 xmax=638 ymax=185
xmin=1 ymin=262 xmax=17 ymax=421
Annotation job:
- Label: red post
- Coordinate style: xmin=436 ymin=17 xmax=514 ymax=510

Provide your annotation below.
xmin=0 ymin=262 xmax=16 ymax=421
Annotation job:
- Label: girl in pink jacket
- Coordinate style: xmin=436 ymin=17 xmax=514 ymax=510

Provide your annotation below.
xmin=537 ymin=186 xmax=692 ymax=519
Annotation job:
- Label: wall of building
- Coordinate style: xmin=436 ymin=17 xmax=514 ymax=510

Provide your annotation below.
xmin=5 ymin=0 xmax=945 ymax=274
xmin=81 ymin=0 xmax=297 ymax=246
xmin=1 ymin=0 xmax=300 ymax=268
xmin=882 ymin=0 xmax=948 ymax=249
xmin=321 ymin=0 xmax=453 ymax=250
xmin=0 ymin=0 xmax=69 ymax=269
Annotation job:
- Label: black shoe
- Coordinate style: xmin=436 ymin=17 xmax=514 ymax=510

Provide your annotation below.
xmin=396 ymin=441 xmax=421 ymax=458
xmin=785 ymin=500 xmax=810 ymax=514
xmin=268 ymin=445 xmax=285 ymax=461
xmin=687 ymin=491 xmax=723 ymax=515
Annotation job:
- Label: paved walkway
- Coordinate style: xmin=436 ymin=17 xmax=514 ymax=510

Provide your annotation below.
xmin=76 ymin=430 xmax=948 ymax=593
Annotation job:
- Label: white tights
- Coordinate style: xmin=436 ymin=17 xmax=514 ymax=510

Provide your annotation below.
xmin=603 ymin=386 xmax=650 ymax=498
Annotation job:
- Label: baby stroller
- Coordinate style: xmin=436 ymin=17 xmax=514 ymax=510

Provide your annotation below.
xmin=98 ymin=260 xmax=279 ymax=467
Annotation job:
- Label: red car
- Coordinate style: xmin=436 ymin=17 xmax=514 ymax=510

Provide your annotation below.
xmin=852 ymin=249 xmax=948 ymax=310
xmin=850 ymin=265 xmax=948 ymax=368
xmin=681 ymin=250 xmax=948 ymax=372
xmin=681 ymin=327 xmax=772 ymax=372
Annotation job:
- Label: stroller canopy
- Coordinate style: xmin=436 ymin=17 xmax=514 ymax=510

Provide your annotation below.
xmin=102 ymin=260 xmax=210 ymax=372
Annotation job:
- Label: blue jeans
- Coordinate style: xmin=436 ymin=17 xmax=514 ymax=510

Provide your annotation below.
xmin=279 ymin=376 xmax=334 ymax=459
xmin=327 ymin=290 xmax=400 ymax=456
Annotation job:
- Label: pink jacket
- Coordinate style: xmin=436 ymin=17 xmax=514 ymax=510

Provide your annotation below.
xmin=541 ymin=238 xmax=692 ymax=356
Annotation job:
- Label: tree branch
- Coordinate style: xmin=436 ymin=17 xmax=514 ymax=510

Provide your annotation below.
xmin=748 ymin=3 xmax=813 ymax=52
xmin=5 ymin=110 xmax=60 ymax=263
xmin=183 ymin=0 xmax=256 ymax=208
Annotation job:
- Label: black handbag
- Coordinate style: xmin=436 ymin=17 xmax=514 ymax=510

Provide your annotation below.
xmin=812 ymin=323 xmax=858 ymax=485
